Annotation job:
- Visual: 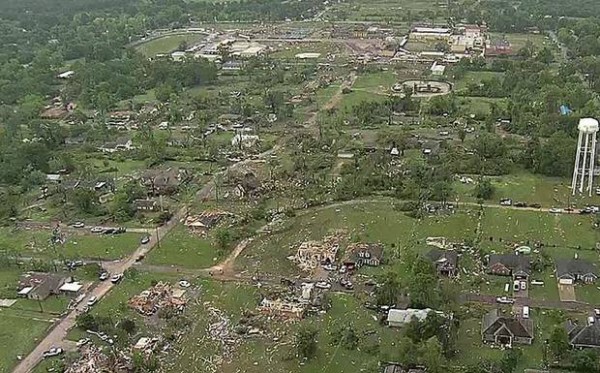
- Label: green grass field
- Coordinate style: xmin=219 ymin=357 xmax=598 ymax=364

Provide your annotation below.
xmin=135 ymin=34 xmax=204 ymax=57
xmin=453 ymin=71 xmax=505 ymax=91
xmin=0 ymin=312 xmax=52 ymax=372
xmin=145 ymin=225 xmax=221 ymax=269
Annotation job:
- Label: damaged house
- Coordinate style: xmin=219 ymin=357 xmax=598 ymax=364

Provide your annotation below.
xmin=18 ymin=272 xmax=67 ymax=301
xmin=141 ymin=168 xmax=189 ymax=196
xmin=185 ymin=210 xmax=232 ymax=233
xmin=425 ymin=248 xmax=458 ymax=277
xmin=556 ymin=258 xmax=598 ymax=284
xmin=292 ymin=235 xmax=341 ymax=271
xmin=342 ymin=243 xmax=384 ymax=270
xmin=257 ymin=298 xmax=306 ymax=319
xmin=128 ymin=282 xmax=187 ymax=316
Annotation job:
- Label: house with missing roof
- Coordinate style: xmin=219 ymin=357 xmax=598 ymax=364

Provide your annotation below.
xmin=565 ymin=319 xmax=600 ymax=349
xmin=481 ymin=309 xmax=534 ymax=346
xmin=555 ymin=258 xmax=598 ymax=284
xmin=425 ymin=248 xmax=458 ymax=277
xmin=387 ymin=308 xmax=444 ymax=328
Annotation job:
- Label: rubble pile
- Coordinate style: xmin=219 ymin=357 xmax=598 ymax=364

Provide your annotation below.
xmin=291 ymin=234 xmax=342 ymax=271
xmin=207 ymin=306 xmax=240 ymax=356
xmin=128 ymin=282 xmax=187 ymax=316
xmin=184 ymin=210 xmax=231 ymax=233
xmin=66 ymin=345 xmax=131 ymax=373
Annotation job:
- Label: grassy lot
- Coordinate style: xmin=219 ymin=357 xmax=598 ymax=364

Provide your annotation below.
xmin=489 ymin=32 xmax=550 ymax=50
xmin=0 ymin=311 xmax=53 ymax=372
xmin=0 ymin=228 xmax=142 ymax=260
xmin=453 ymin=170 xmax=600 ymax=208
xmin=145 ymin=225 xmax=221 ymax=269
xmin=135 ymin=34 xmax=205 ymax=57
xmin=339 ymin=90 xmax=387 ymax=112
xmin=456 ymin=96 xmax=507 ymax=117
xmin=574 ymin=283 xmax=600 ymax=304
xmin=453 ymin=71 xmax=505 ymax=91
xmin=353 ymin=70 xmax=396 ymax=91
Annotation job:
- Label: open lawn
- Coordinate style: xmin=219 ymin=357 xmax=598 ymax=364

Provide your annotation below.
xmin=490 ymin=32 xmax=550 ymax=50
xmin=456 ymin=96 xmax=507 ymax=117
xmin=0 ymin=311 xmax=53 ymax=372
xmin=353 ymin=70 xmax=396 ymax=91
xmin=0 ymin=228 xmax=142 ymax=260
xmin=453 ymin=71 xmax=505 ymax=91
xmin=135 ymin=34 xmax=205 ymax=57
xmin=453 ymin=171 xmax=600 ymax=208
xmin=145 ymin=225 xmax=221 ymax=269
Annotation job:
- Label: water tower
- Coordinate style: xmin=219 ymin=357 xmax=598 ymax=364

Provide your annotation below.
xmin=571 ymin=118 xmax=599 ymax=196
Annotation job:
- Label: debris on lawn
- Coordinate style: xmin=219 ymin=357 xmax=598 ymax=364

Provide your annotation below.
xmin=207 ymin=306 xmax=240 ymax=355
xmin=128 ymin=282 xmax=187 ymax=316
xmin=290 ymin=234 xmax=342 ymax=271
xmin=66 ymin=345 xmax=132 ymax=373
xmin=184 ymin=209 xmax=233 ymax=233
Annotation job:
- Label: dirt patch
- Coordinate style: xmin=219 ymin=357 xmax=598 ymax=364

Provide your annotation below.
xmin=558 ymin=284 xmax=576 ymax=301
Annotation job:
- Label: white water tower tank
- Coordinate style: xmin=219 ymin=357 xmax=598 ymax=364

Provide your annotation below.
xmin=572 ymin=118 xmax=600 ymax=196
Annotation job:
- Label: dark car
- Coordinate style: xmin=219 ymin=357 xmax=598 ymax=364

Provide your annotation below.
xmin=514 ymin=202 xmax=527 ymax=208
xmin=530 ymin=203 xmax=542 ymax=209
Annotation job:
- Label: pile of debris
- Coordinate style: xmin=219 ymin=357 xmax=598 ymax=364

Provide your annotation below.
xmin=290 ymin=234 xmax=342 ymax=271
xmin=207 ymin=306 xmax=240 ymax=357
xmin=128 ymin=282 xmax=187 ymax=316
xmin=66 ymin=345 xmax=131 ymax=373
xmin=184 ymin=210 xmax=232 ymax=233
xmin=257 ymin=297 xmax=306 ymax=319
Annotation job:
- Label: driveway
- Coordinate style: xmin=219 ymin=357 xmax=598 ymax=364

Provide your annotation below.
xmin=558 ymin=284 xmax=577 ymax=302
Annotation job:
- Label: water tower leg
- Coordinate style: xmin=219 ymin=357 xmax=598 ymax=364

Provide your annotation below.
xmin=588 ymin=132 xmax=597 ymax=196
xmin=580 ymin=133 xmax=590 ymax=194
xmin=572 ymin=131 xmax=584 ymax=195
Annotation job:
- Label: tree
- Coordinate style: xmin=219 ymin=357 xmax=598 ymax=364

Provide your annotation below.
xmin=420 ymin=337 xmax=444 ymax=373
xmin=499 ymin=348 xmax=522 ymax=373
xmin=119 ymin=318 xmax=137 ymax=334
xmin=214 ymin=228 xmax=232 ymax=251
xmin=458 ymin=128 xmax=466 ymax=143
xmin=330 ymin=325 xmax=359 ymax=350
xmin=548 ymin=326 xmax=570 ymax=360
xmin=396 ymin=336 xmax=419 ymax=367
xmin=295 ymin=325 xmax=318 ymax=360
xmin=474 ymin=177 xmax=494 ymax=200
xmin=376 ymin=270 xmax=402 ymax=306
xmin=76 ymin=313 xmax=98 ymax=331
xmin=408 ymin=258 xmax=439 ymax=308
xmin=573 ymin=349 xmax=599 ymax=373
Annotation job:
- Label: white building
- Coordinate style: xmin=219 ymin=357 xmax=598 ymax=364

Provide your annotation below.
xmin=387 ymin=308 xmax=443 ymax=327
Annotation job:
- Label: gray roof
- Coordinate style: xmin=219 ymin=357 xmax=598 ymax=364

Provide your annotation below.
xmin=426 ymin=248 xmax=458 ymax=267
xmin=482 ymin=309 xmax=534 ymax=339
xmin=488 ymin=254 xmax=531 ymax=274
xmin=556 ymin=258 xmax=598 ymax=278
xmin=566 ymin=320 xmax=600 ymax=347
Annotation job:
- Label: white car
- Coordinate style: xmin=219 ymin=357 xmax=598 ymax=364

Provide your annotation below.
xmin=315 ymin=281 xmax=331 ymax=289
xmin=99 ymin=272 xmax=109 ymax=281
xmin=76 ymin=338 xmax=90 ymax=347
xmin=549 ymin=208 xmax=563 ymax=214
xmin=140 ymin=236 xmax=150 ymax=244
xmin=110 ymin=274 xmax=123 ymax=283
xmin=178 ymin=280 xmax=191 ymax=288
xmin=72 ymin=222 xmax=85 ymax=228
xmin=520 ymin=281 xmax=527 ymax=290
xmin=42 ymin=347 xmax=63 ymax=358
xmin=496 ymin=296 xmax=515 ymax=304
xmin=90 ymin=227 xmax=104 ymax=233
xmin=86 ymin=296 xmax=97 ymax=307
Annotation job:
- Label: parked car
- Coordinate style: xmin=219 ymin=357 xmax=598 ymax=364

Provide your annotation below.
xmin=496 ymin=296 xmax=515 ymax=304
xmin=522 ymin=306 xmax=530 ymax=319
xmin=315 ymin=281 xmax=331 ymax=289
xmin=76 ymin=338 xmax=90 ymax=348
xmin=178 ymin=280 xmax=191 ymax=288
xmin=530 ymin=203 xmax=542 ymax=209
xmin=42 ymin=347 xmax=63 ymax=358
xmin=520 ymin=281 xmax=527 ymax=291
xmin=72 ymin=222 xmax=85 ymax=228
xmin=280 ymin=278 xmax=294 ymax=286
xmin=110 ymin=274 xmax=123 ymax=283
xmin=499 ymin=198 xmax=512 ymax=206
xmin=549 ymin=208 xmax=563 ymax=214
xmin=514 ymin=202 xmax=528 ymax=208
xmin=513 ymin=280 xmax=520 ymax=291
xmin=99 ymin=272 xmax=109 ymax=281
xmin=140 ymin=236 xmax=150 ymax=244
xmin=90 ymin=227 xmax=104 ymax=233
xmin=86 ymin=296 xmax=97 ymax=307
xmin=530 ymin=280 xmax=544 ymax=286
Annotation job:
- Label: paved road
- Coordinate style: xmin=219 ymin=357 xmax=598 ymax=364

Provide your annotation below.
xmin=12 ymin=208 xmax=186 ymax=373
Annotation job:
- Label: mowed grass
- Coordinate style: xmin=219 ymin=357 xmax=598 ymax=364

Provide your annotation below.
xmin=0 ymin=228 xmax=142 ymax=260
xmin=489 ymin=32 xmax=549 ymax=50
xmin=145 ymin=225 xmax=221 ymax=269
xmin=136 ymin=34 xmax=204 ymax=57
xmin=457 ymin=96 xmax=507 ymax=117
xmin=453 ymin=171 xmax=600 ymax=208
xmin=0 ymin=312 xmax=52 ymax=372
xmin=453 ymin=71 xmax=505 ymax=91
xmin=353 ymin=70 xmax=396 ymax=91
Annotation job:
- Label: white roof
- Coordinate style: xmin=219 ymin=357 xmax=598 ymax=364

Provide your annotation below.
xmin=295 ymin=52 xmax=321 ymax=59
xmin=58 ymin=71 xmax=75 ymax=79
xmin=134 ymin=337 xmax=151 ymax=349
xmin=431 ymin=64 xmax=446 ymax=73
xmin=46 ymin=174 xmax=61 ymax=181
xmin=387 ymin=308 xmax=436 ymax=324
xmin=413 ymin=27 xmax=451 ymax=34
xmin=59 ymin=282 xmax=83 ymax=292
xmin=18 ymin=287 xmax=33 ymax=295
